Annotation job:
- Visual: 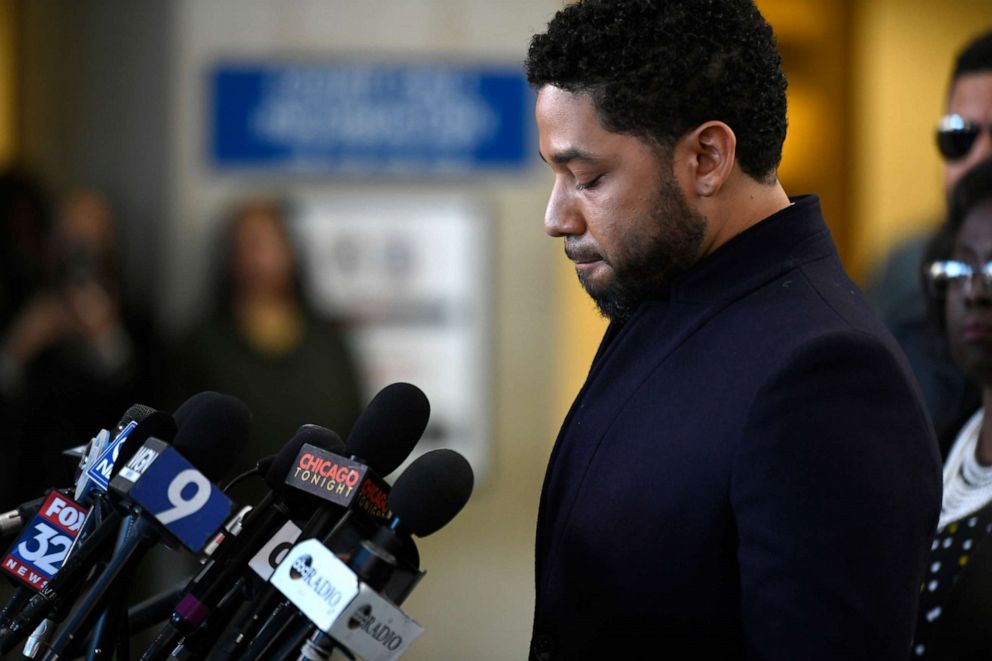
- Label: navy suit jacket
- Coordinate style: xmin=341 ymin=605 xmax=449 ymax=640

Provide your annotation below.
xmin=530 ymin=196 xmax=942 ymax=660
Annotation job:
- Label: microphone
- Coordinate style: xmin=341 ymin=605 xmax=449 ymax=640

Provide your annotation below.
xmin=0 ymin=404 xmax=176 ymax=651
xmin=0 ymin=495 xmax=49 ymax=540
xmin=209 ymin=382 xmax=430 ymax=660
xmin=140 ymin=424 xmax=344 ymax=661
xmin=281 ymin=448 xmax=475 ymax=661
xmin=169 ymin=391 xmax=252 ymax=485
xmin=353 ymin=448 xmax=474 ymax=581
xmin=0 ymin=404 xmax=176 ymax=632
xmin=47 ymin=406 xmax=248 ymax=660
xmin=346 ymin=383 xmax=431 ymax=477
xmin=0 ymin=404 xmax=164 ymax=542
xmin=295 ymin=382 xmax=433 ymax=551
xmin=74 ymin=404 xmax=170 ymax=501
xmin=0 ymin=393 xmax=245 ymax=654
xmin=39 ymin=392 xmax=250 ymax=660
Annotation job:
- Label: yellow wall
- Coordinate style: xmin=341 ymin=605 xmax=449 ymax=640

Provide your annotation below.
xmin=550 ymin=240 xmax=609 ymax=433
xmin=850 ymin=0 xmax=992 ymax=280
xmin=0 ymin=0 xmax=15 ymax=166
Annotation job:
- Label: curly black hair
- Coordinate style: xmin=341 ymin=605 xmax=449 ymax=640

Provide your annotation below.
xmin=952 ymin=29 xmax=992 ymax=82
xmin=525 ymin=0 xmax=788 ymax=182
xmin=923 ymin=158 xmax=992 ymax=336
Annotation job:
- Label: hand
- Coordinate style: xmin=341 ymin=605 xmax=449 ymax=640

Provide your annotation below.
xmin=62 ymin=280 xmax=120 ymax=343
xmin=1 ymin=293 xmax=71 ymax=367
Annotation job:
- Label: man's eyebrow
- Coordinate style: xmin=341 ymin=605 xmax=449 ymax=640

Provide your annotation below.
xmin=538 ymin=147 xmax=599 ymax=165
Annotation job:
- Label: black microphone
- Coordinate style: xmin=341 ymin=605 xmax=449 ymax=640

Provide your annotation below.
xmin=212 ymin=383 xmax=430 ymax=660
xmin=0 ymin=393 xmax=244 ymax=656
xmin=291 ymin=448 xmax=475 ymax=661
xmin=140 ymin=424 xmax=343 ymax=661
xmin=346 ymin=382 xmax=431 ymax=477
xmin=0 ymin=495 xmax=49 ymax=540
xmin=0 ymin=404 xmax=176 ymax=642
xmin=169 ymin=391 xmax=252 ymax=484
xmin=39 ymin=392 xmax=250 ymax=660
xmin=0 ymin=403 xmax=161 ymax=541
xmin=294 ymin=381 xmax=433 ymax=551
xmin=357 ymin=448 xmax=475 ymax=576
xmin=73 ymin=404 xmax=162 ymax=499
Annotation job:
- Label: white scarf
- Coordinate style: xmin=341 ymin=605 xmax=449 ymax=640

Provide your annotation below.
xmin=939 ymin=409 xmax=992 ymax=530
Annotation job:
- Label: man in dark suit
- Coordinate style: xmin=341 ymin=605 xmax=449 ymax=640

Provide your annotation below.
xmin=524 ymin=1 xmax=943 ymax=659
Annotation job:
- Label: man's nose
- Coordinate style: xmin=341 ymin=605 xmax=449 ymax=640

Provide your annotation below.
xmin=544 ymin=179 xmax=584 ymax=238
xmin=965 ymin=269 xmax=992 ymax=304
xmin=964 ymin=128 xmax=992 ymax=174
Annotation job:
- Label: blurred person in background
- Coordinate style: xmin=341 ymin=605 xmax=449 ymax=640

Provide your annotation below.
xmin=915 ymin=157 xmax=992 ymax=659
xmin=868 ymin=29 xmax=992 ymax=443
xmin=0 ymin=171 xmax=50 ymax=334
xmin=0 ymin=170 xmax=52 ymax=509
xmin=169 ymin=197 xmax=363 ymax=505
xmin=0 ymin=187 xmax=161 ymax=508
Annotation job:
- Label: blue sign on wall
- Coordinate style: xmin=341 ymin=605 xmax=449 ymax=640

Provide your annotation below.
xmin=210 ymin=62 xmax=533 ymax=173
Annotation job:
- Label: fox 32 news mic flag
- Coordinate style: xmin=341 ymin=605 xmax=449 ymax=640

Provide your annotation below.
xmin=0 ymin=406 xmax=173 ymax=594
xmin=1 ymin=492 xmax=88 ymax=592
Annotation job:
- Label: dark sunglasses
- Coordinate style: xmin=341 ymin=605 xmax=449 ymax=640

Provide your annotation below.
xmin=936 ymin=114 xmax=992 ymax=161
xmin=926 ymin=259 xmax=992 ymax=296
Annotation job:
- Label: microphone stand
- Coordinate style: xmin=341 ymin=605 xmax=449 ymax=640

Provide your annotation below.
xmin=87 ymin=574 xmax=131 ymax=660
xmin=42 ymin=509 xmax=155 ymax=660
xmin=167 ymin=578 xmax=250 ymax=659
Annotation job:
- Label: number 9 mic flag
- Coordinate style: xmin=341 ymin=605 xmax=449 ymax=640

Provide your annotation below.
xmin=110 ymin=438 xmax=234 ymax=553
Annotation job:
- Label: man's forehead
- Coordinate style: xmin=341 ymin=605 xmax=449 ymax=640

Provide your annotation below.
xmin=948 ymin=71 xmax=992 ymax=118
xmin=536 ymin=86 xmax=599 ymax=124
xmin=536 ymin=86 xmax=660 ymax=163
xmin=536 ymin=87 xmax=607 ymax=154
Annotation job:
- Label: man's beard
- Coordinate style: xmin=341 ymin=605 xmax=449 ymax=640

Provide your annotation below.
xmin=573 ymin=174 xmax=706 ymax=322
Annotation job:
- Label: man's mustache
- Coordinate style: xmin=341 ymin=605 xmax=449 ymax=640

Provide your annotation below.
xmin=564 ymin=238 xmax=604 ymax=264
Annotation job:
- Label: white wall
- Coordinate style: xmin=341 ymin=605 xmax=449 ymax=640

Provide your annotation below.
xmin=165 ymin=1 xmax=564 ymax=658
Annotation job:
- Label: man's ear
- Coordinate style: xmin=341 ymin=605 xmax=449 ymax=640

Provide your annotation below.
xmin=678 ymin=121 xmax=736 ymax=198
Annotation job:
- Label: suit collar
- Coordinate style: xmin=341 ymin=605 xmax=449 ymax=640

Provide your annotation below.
xmin=590 ymin=196 xmax=833 ymax=365
xmin=670 ymin=195 xmax=834 ymax=303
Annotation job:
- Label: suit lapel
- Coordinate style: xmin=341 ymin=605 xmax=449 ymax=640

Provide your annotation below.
xmin=535 ymin=295 xmax=726 ymax=592
xmin=533 ymin=195 xmax=838 ymax=596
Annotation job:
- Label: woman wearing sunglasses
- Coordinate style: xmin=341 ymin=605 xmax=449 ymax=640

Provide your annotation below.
xmin=916 ymin=157 xmax=992 ymax=659
xmin=871 ymin=32 xmax=992 ymax=442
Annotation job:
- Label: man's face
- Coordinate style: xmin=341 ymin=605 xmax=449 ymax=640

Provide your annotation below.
xmin=535 ymin=86 xmax=706 ymax=321
xmin=944 ymin=72 xmax=992 ymax=193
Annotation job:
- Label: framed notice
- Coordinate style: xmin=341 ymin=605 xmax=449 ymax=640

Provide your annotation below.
xmin=294 ymin=193 xmax=492 ymax=482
